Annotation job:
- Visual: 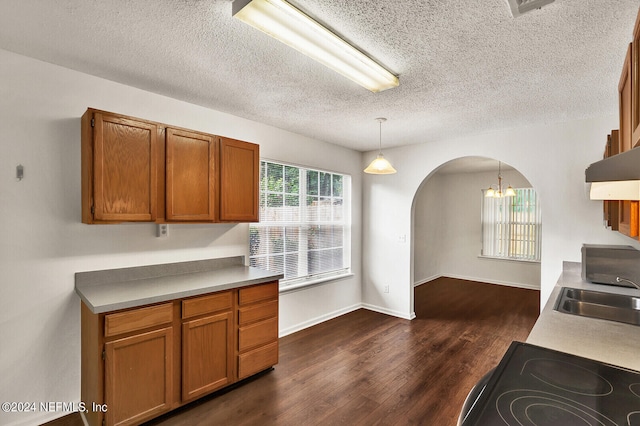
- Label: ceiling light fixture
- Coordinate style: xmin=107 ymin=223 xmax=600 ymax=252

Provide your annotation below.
xmin=364 ymin=118 xmax=396 ymax=175
xmin=485 ymin=161 xmax=515 ymax=197
xmin=232 ymin=0 xmax=399 ymax=93
xmin=506 ymin=0 xmax=555 ymax=18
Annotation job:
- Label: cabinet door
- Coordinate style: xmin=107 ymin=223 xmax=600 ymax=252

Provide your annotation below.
xmin=620 ymin=44 xmax=633 ymax=153
xmin=104 ymin=327 xmax=173 ymax=426
xmin=182 ymin=311 xmax=234 ymax=401
xmin=165 ymin=128 xmax=217 ymax=221
xmin=619 ymin=200 xmax=639 ymax=238
xmin=604 ymin=132 xmax=620 ymax=231
xmin=632 ymin=10 xmax=640 ymax=147
xmin=93 ymin=112 xmax=158 ymax=222
xmin=618 ymin=48 xmax=639 ymax=238
xmin=219 ymin=137 xmax=259 ymax=222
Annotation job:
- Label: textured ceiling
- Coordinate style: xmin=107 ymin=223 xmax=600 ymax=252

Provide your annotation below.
xmin=0 ymin=0 xmax=637 ymax=151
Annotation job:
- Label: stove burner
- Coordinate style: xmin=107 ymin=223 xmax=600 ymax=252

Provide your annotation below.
xmin=631 ymin=384 xmax=640 ymax=398
xmin=496 ymin=390 xmax=618 ymax=426
xmin=522 ymin=358 xmax=613 ymax=396
xmin=461 ymin=343 xmax=640 ymax=426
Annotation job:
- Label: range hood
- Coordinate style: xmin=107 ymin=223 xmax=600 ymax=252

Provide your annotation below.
xmin=585 ymin=148 xmax=640 ymax=200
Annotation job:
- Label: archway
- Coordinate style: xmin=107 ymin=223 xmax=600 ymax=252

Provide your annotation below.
xmin=410 ymin=156 xmax=542 ymax=314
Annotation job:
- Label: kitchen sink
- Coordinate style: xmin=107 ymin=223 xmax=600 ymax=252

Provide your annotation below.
xmin=554 ymin=287 xmax=640 ymax=326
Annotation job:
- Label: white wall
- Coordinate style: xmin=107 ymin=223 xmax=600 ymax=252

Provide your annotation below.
xmin=414 ymin=165 xmax=540 ymax=289
xmin=0 ymin=48 xmax=362 ymax=426
xmin=362 ymin=118 xmax=640 ymax=320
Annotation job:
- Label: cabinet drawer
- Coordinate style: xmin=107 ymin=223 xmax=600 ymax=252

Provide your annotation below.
xmin=182 ymin=291 xmax=232 ymax=319
xmin=104 ymin=303 xmax=173 ymax=338
xmin=239 ymin=299 xmax=277 ymax=326
xmin=238 ymin=317 xmax=278 ymax=352
xmin=238 ymin=282 xmax=278 ymax=306
xmin=238 ymin=341 xmax=278 ymax=379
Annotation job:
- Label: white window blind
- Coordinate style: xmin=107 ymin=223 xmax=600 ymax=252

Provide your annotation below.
xmin=481 ymin=188 xmax=541 ymax=261
xmin=250 ymin=161 xmax=351 ymax=287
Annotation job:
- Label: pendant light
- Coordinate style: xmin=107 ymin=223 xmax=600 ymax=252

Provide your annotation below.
xmin=485 ymin=161 xmax=515 ymax=198
xmin=364 ymin=118 xmax=397 ymax=174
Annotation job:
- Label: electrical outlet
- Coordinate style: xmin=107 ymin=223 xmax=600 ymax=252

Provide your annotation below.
xmin=157 ymin=224 xmax=168 ymax=238
xmin=384 ymin=285 xmax=389 ymax=293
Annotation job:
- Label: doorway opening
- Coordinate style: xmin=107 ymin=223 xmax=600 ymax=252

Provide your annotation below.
xmin=410 ymin=156 xmax=542 ymax=314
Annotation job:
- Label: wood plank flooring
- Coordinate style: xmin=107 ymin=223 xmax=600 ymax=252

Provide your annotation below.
xmin=145 ymin=278 xmax=540 ymax=426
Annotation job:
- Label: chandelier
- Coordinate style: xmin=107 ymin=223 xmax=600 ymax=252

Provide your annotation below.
xmin=485 ymin=161 xmax=515 ymax=198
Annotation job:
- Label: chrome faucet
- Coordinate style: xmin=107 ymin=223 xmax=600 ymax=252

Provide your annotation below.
xmin=615 ymin=276 xmax=640 ymax=290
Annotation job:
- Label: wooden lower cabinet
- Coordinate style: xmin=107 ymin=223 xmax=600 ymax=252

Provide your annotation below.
xmin=105 ymin=328 xmax=173 ymax=426
xmin=181 ymin=292 xmax=234 ymax=401
xmin=238 ymin=283 xmax=279 ymax=380
xmin=81 ymin=282 xmax=278 ymax=426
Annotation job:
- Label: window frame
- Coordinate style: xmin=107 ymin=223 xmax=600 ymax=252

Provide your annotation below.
xmin=249 ymin=159 xmax=352 ymax=290
xmin=480 ymin=187 xmax=541 ymax=262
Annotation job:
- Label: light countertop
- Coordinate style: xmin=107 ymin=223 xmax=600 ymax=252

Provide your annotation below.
xmin=75 ymin=256 xmax=283 ymax=314
xmin=526 ymin=261 xmax=640 ymax=371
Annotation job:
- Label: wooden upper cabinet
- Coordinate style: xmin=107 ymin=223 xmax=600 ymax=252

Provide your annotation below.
xmin=165 ymin=128 xmax=218 ymax=221
xmin=219 ymin=137 xmax=260 ymax=222
xmin=618 ymin=46 xmax=639 ymax=238
xmin=620 ymin=44 xmax=633 ymax=154
xmin=82 ymin=110 xmax=158 ymax=223
xmin=604 ymin=131 xmax=620 ymax=231
xmin=632 ymin=9 xmax=640 ymax=147
xmin=82 ymin=109 xmax=260 ymax=224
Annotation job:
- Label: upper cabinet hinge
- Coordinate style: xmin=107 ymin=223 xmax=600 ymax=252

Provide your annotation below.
xmin=91 ymin=118 xmax=95 ymax=127
xmin=91 ymin=205 xmax=95 ymax=215
xmin=102 ymin=350 xmax=105 ymax=360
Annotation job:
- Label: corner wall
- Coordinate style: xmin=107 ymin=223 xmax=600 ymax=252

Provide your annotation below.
xmin=0 ymin=48 xmax=362 ymax=426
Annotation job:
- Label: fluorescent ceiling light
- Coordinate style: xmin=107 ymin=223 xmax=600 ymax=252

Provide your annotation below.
xmin=232 ymin=0 xmax=399 ymax=93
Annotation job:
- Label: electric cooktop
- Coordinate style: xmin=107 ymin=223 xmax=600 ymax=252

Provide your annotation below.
xmin=462 ymin=341 xmax=640 ymax=426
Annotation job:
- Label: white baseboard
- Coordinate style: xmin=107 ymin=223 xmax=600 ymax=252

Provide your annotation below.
xmin=278 ymin=303 xmax=362 ymax=337
xmin=413 ymin=274 xmax=442 ymax=287
xmin=361 ymin=303 xmax=416 ymax=320
xmin=413 ymin=274 xmax=540 ymax=291
xmin=278 ymin=301 xmax=419 ymax=337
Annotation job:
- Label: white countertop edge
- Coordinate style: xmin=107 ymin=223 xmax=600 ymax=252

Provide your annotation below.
xmin=76 ymin=265 xmax=283 ymax=314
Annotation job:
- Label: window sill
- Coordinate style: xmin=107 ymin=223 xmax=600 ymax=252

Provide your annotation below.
xmin=478 ymin=255 xmax=540 ymax=264
xmin=279 ymin=272 xmax=354 ymax=294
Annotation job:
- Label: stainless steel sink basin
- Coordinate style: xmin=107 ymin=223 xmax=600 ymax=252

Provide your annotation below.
xmin=554 ymin=287 xmax=640 ymax=326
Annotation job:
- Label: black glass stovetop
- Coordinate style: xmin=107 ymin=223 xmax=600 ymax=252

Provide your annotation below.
xmin=463 ymin=342 xmax=640 ymax=426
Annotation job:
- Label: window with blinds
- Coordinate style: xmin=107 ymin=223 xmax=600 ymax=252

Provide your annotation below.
xmin=249 ymin=160 xmax=351 ymax=287
xmin=481 ymin=188 xmax=541 ymax=261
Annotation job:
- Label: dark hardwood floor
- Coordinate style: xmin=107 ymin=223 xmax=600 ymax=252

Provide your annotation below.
xmin=44 ymin=277 xmax=539 ymax=426
xmin=147 ymin=277 xmax=540 ymax=426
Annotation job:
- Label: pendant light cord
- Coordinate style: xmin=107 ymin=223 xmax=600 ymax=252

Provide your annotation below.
xmin=378 ymin=120 xmax=382 ymax=154
xmin=376 ymin=117 xmax=387 ymax=154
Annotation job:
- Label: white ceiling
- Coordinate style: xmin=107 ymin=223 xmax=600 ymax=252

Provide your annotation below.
xmin=0 ymin=0 xmax=637 ymax=152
